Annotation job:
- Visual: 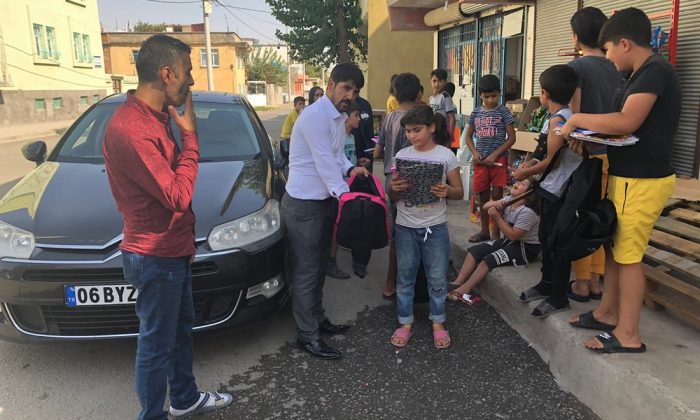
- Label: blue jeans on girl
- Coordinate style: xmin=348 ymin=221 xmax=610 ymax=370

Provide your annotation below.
xmin=394 ymin=222 xmax=450 ymax=325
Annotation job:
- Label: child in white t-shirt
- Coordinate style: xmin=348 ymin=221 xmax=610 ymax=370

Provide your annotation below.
xmin=388 ymin=105 xmax=463 ymax=350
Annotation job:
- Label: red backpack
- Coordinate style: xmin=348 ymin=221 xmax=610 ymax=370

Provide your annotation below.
xmin=335 ymin=174 xmax=390 ymax=251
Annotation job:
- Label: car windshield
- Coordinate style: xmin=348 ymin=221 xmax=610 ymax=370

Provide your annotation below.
xmin=53 ymin=100 xmax=261 ymax=163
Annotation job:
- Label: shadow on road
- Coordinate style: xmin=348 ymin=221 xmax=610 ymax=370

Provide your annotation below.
xmin=0 ymin=177 xmax=21 ymax=198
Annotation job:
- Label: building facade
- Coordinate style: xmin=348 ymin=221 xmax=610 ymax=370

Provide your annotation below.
xmin=102 ymin=31 xmax=251 ymax=95
xmin=0 ymin=0 xmax=107 ymax=126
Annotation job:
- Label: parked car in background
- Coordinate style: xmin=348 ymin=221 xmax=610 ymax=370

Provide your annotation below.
xmin=0 ymin=91 xmax=288 ymax=342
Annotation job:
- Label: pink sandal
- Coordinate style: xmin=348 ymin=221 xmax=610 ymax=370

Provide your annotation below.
xmin=390 ymin=327 xmax=412 ymax=348
xmin=433 ymin=329 xmax=451 ymax=349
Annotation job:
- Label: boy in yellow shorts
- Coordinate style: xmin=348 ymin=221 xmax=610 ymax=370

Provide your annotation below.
xmin=561 ymin=8 xmax=680 ymax=354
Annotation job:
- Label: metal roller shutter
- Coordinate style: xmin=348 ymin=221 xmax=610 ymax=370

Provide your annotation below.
xmin=532 ymin=0 xmax=578 ymax=95
xmin=584 ymin=0 xmax=700 ymax=175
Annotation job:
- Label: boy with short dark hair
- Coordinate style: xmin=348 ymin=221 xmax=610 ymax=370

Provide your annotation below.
xmin=465 ymin=74 xmax=516 ymax=242
xmin=563 ymin=8 xmax=680 ymax=354
xmin=374 ymin=72 xmax=421 ymax=299
xmin=514 ymin=64 xmax=580 ymax=317
xmin=280 ymin=96 xmax=305 ymax=140
xmin=429 ymin=68 xmax=456 ymax=136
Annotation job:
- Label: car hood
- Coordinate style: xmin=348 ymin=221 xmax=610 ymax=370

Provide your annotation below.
xmin=0 ymin=159 xmax=270 ymax=247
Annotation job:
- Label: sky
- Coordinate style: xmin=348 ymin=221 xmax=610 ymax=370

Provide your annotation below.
xmin=96 ymin=0 xmax=285 ymax=44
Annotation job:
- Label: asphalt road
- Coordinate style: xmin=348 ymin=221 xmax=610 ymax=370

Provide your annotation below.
xmin=0 ymin=106 xmax=597 ymax=420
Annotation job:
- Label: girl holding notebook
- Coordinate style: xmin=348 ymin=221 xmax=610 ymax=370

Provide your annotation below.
xmin=387 ymin=105 xmax=463 ymax=350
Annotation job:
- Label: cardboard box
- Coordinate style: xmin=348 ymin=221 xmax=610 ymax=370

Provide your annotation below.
xmin=512 ymin=130 xmax=538 ymax=153
xmin=516 ymin=96 xmax=542 ymax=132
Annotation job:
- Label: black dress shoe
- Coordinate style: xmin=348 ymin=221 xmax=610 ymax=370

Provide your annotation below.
xmin=296 ymin=339 xmax=342 ymax=360
xmin=319 ymin=318 xmax=351 ymax=335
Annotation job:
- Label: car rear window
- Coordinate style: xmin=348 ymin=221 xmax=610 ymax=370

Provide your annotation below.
xmin=53 ymin=101 xmax=261 ymax=163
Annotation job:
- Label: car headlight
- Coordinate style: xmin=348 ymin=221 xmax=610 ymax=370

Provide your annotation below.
xmin=0 ymin=220 xmax=36 ymax=259
xmin=208 ymin=199 xmax=282 ymax=252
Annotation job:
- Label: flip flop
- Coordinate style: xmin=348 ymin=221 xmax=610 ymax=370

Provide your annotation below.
xmin=531 ymin=300 xmax=570 ymax=318
xmin=567 ymin=281 xmax=591 ymax=302
xmin=589 ymin=332 xmax=646 ymax=354
xmin=518 ymin=287 xmax=548 ymax=303
xmin=433 ymin=329 xmax=451 ymax=349
xmin=390 ymin=327 xmax=412 ymax=348
xmin=468 ymin=233 xmax=490 ymax=243
xmin=570 ymin=310 xmax=616 ymax=332
xmin=448 ymin=291 xmax=481 ymax=305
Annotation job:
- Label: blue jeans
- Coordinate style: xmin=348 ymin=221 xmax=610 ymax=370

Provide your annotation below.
xmin=394 ymin=222 xmax=450 ymax=325
xmin=122 ymin=251 xmax=200 ymax=420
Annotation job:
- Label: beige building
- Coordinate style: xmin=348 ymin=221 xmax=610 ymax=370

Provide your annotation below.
xmin=102 ymin=31 xmax=251 ymax=95
xmin=361 ymin=0 xmax=435 ymax=110
xmin=0 ymin=0 xmax=107 ymax=125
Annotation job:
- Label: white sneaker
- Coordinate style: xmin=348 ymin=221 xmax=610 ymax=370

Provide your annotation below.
xmin=169 ymin=391 xmax=234 ymax=417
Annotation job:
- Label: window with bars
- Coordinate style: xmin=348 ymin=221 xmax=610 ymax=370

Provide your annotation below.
xmin=437 ymin=22 xmax=477 ymax=87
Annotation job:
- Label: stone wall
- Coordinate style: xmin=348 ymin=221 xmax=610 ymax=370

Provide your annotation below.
xmin=0 ymin=89 xmax=106 ymax=126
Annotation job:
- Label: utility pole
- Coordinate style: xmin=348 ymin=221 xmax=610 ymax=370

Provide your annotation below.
xmin=203 ymin=0 xmax=214 ymax=91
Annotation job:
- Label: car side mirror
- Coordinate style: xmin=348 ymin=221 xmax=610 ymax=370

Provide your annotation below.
xmin=22 ymin=141 xmax=47 ymax=166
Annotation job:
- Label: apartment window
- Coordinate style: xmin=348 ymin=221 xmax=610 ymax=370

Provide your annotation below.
xmin=35 ymin=98 xmax=46 ymax=110
xmin=33 ymin=24 xmax=48 ymax=58
xmin=53 ymin=97 xmax=63 ymax=109
xmin=82 ymin=34 xmax=91 ymax=61
xmin=130 ymin=50 xmax=139 ymax=64
xmin=92 ymin=94 xmax=99 ymax=102
xmin=200 ymin=49 xmax=219 ymax=67
xmin=80 ymin=96 xmax=88 ymax=105
xmin=73 ymin=32 xmax=91 ymax=64
xmin=46 ymin=27 xmax=58 ymax=59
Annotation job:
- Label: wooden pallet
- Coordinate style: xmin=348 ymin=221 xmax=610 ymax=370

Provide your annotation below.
xmin=644 ymin=199 xmax=700 ymax=329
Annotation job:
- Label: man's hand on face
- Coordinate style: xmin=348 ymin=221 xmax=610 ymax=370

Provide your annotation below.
xmin=168 ymin=91 xmax=196 ymax=133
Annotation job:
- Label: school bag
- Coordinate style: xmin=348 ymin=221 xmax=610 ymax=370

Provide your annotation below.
xmin=550 ymin=154 xmax=616 ymax=261
xmin=534 ymin=146 xmax=617 ymax=261
xmin=335 ymin=174 xmax=390 ymax=275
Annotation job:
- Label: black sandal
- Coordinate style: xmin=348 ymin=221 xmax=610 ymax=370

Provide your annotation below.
xmin=589 ymin=332 xmax=646 ymax=354
xmin=570 ymin=311 xmax=615 ymax=332
xmin=567 ymin=281 xmax=591 ymax=302
xmin=531 ymin=300 xmax=570 ymax=318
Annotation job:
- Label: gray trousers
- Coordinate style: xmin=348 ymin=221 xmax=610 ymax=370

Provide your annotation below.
xmin=281 ymin=193 xmax=335 ymax=342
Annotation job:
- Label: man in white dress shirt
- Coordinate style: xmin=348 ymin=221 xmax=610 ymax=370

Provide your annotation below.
xmin=281 ymin=63 xmax=369 ymax=360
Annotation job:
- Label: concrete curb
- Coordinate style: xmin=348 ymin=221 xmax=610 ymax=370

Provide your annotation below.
xmin=446 ymin=205 xmax=700 ymax=420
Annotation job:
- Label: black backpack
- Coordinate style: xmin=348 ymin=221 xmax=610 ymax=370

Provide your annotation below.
xmin=547 ymin=151 xmax=617 ymax=261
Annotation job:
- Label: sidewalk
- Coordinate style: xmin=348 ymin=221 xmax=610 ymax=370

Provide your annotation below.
xmin=0 ymin=119 xmax=73 ymax=144
xmin=445 ymin=201 xmax=700 ymax=420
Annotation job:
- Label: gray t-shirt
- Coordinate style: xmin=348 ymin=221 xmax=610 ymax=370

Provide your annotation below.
xmin=503 ymin=202 xmax=540 ymax=244
xmin=568 ymin=56 xmax=622 ymax=155
xmin=538 ymin=107 xmax=582 ymax=197
xmin=378 ymin=109 xmax=410 ymax=175
xmin=394 ymin=145 xmax=459 ymax=229
xmin=429 ymin=92 xmax=456 ymax=118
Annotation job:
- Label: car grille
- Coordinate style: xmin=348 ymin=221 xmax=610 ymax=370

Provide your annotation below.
xmin=21 ymin=261 xmax=218 ymax=282
xmin=6 ymin=290 xmax=241 ymax=337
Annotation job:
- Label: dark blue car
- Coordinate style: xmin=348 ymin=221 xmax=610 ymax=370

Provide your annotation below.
xmin=0 ymin=91 xmax=289 ymax=342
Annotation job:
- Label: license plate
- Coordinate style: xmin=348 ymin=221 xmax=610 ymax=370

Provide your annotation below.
xmin=65 ymin=284 xmax=138 ymax=307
